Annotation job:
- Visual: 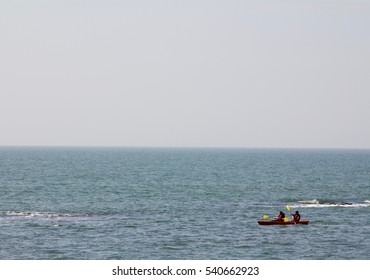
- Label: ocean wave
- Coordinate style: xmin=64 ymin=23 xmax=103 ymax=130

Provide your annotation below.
xmin=0 ymin=211 xmax=87 ymax=218
xmin=295 ymin=199 xmax=370 ymax=208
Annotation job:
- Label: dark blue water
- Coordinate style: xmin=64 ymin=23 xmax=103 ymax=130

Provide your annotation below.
xmin=0 ymin=147 xmax=369 ymax=259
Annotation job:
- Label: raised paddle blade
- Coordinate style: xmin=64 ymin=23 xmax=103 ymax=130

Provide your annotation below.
xmin=286 ymin=205 xmax=291 ymax=211
xmin=263 ymin=215 xmax=269 ymax=219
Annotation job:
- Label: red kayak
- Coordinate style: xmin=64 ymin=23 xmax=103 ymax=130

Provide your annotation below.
xmin=257 ymin=220 xmax=309 ymax=225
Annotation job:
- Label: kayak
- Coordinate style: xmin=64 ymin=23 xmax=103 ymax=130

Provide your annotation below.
xmin=257 ymin=220 xmax=309 ymax=225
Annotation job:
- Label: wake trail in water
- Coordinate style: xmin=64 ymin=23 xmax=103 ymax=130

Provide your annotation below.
xmin=0 ymin=211 xmax=88 ymax=219
xmin=292 ymin=199 xmax=370 ymax=208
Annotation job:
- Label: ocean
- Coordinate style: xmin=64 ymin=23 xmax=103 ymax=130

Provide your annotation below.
xmin=0 ymin=147 xmax=369 ymax=260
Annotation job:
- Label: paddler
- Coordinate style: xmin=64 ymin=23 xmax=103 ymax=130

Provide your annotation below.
xmin=291 ymin=211 xmax=301 ymax=223
xmin=275 ymin=211 xmax=285 ymax=221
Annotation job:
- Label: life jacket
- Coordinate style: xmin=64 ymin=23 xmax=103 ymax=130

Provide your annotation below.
xmin=293 ymin=213 xmax=300 ymax=222
xmin=277 ymin=213 xmax=285 ymax=220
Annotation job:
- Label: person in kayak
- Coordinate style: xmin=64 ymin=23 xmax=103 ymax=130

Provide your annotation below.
xmin=291 ymin=211 xmax=301 ymax=223
xmin=275 ymin=211 xmax=285 ymax=221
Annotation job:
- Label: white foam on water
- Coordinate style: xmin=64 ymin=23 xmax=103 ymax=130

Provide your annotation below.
xmin=295 ymin=200 xmax=370 ymax=208
xmin=298 ymin=199 xmax=320 ymax=204
xmin=0 ymin=211 xmax=85 ymax=218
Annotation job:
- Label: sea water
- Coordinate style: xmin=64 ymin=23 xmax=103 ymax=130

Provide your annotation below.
xmin=0 ymin=147 xmax=369 ymax=260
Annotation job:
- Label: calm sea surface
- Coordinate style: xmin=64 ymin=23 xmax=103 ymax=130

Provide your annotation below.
xmin=0 ymin=147 xmax=369 ymax=259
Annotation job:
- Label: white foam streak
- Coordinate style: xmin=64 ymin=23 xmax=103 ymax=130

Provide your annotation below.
xmin=298 ymin=199 xmax=320 ymax=205
xmin=0 ymin=211 xmax=83 ymax=218
xmin=295 ymin=200 xmax=370 ymax=208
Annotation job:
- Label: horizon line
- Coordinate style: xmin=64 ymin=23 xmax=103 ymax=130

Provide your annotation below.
xmin=1 ymin=145 xmax=370 ymax=150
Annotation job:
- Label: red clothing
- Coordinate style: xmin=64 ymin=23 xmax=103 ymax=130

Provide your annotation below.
xmin=277 ymin=213 xmax=285 ymax=221
xmin=292 ymin=213 xmax=300 ymax=222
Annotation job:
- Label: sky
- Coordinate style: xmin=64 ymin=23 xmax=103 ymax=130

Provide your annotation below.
xmin=1 ymin=0 xmax=370 ymax=148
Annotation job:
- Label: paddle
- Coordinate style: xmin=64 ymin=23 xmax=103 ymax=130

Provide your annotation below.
xmin=286 ymin=204 xmax=295 ymax=223
xmin=286 ymin=204 xmax=292 ymax=214
xmin=263 ymin=214 xmax=289 ymax=222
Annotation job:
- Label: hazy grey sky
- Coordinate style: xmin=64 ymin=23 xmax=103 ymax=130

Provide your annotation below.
xmin=1 ymin=0 xmax=370 ymax=148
